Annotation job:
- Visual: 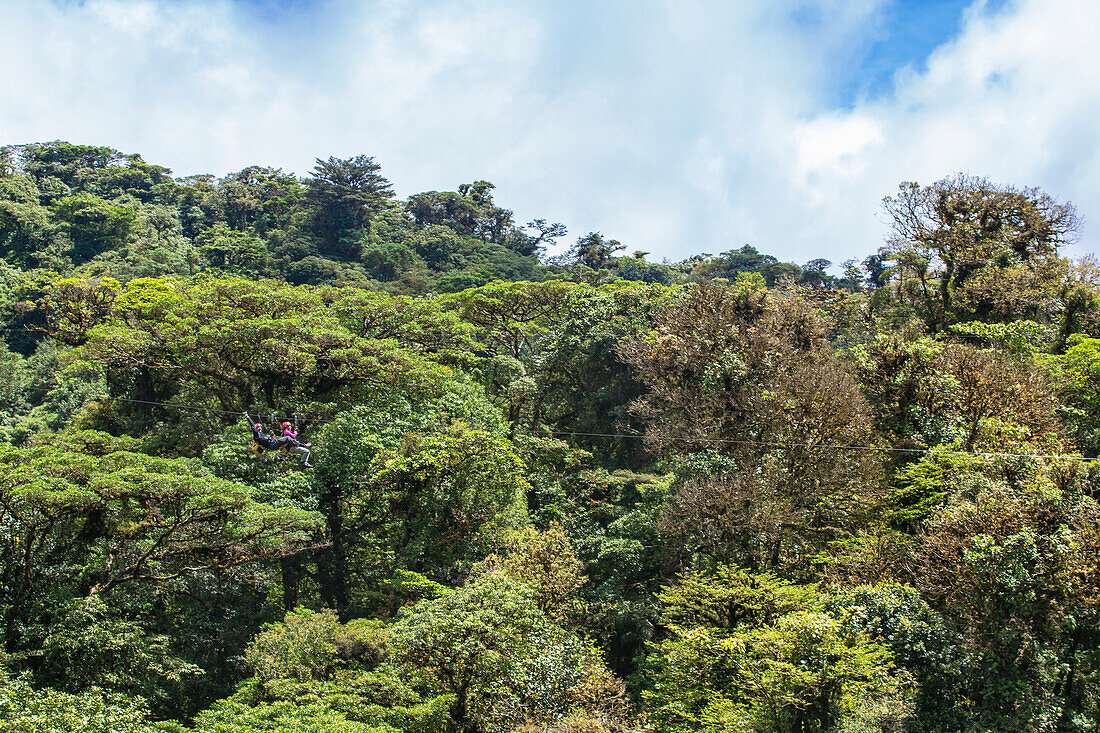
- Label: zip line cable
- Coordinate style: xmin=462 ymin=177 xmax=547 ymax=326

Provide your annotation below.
xmin=0 ymin=324 xmax=1090 ymax=461
xmin=549 ymin=430 xmax=1099 ymax=463
xmin=6 ymin=381 xmax=1095 ymax=463
xmin=109 ymin=397 xmax=313 ymax=425
xmin=10 ymin=385 xmax=311 ymax=425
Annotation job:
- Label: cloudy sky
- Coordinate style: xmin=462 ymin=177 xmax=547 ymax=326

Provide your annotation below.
xmin=1 ymin=0 xmax=1096 ymax=266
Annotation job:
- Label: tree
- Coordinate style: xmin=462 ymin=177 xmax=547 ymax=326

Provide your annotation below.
xmin=196 ymin=224 xmax=270 ymax=275
xmin=645 ymin=565 xmax=914 ymax=733
xmin=524 ymin=219 xmax=567 ymax=255
xmin=36 ymin=594 xmax=201 ymax=708
xmin=410 ymin=224 xmax=462 ymax=269
xmin=850 ymin=335 xmax=1058 ymax=454
xmin=15 ymin=142 xmax=126 ymax=189
xmin=448 ymin=280 xmax=577 ymax=359
xmin=825 ymin=584 xmax=969 ymax=730
xmin=306 ymin=155 xmax=394 ymax=259
xmin=481 ymin=523 xmax=586 ymax=624
xmin=27 ymin=275 xmax=121 ymax=345
xmin=244 ymin=607 xmax=355 ymax=684
xmin=913 ymin=470 xmax=1100 ymax=730
xmin=1054 ymin=335 xmax=1100 ymax=455
xmin=390 ymin=573 xmax=628 ymax=733
xmin=457 ymin=180 xmax=515 ymax=247
xmin=361 ymin=241 xmax=417 ymax=281
xmin=687 ymin=245 xmax=801 ymax=286
xmin=446 ymin=281 xmax=658 ymax=454
xmin=944 ymin=340 xmax=1056 ymax=452
xmin=407 ymin=189 xmax=483 ymax=235
xmin=621 ymin=280 xmax=881 ymax=570
xmin=799 ymin=258 xmax=833 ymax=288
xmin=0 ymin=430 xmax=321 ymax=686
xmin=0 ymin=174 xmax=57 ymax=268
xmin=0 ymin=430 xmax=320 ymax=591
xmin=0 ymin=669 xmax=168 ymax=733
xmin=226 ymin=600 xmax=452 ymax=732
xmin=35 ymin=277 xmax=467 ymax=449
xmin=366 ymin=428 xmax=530 ymax=578
xmin=406 ymin=181 xmax=542 ymax=256
xmin=53 ymin=193 xmax=136 ymax=263
xmin=192 ymin=701 xmax=384 ymax=733
xmin=302 ymin=379 xmax=510 ymax=618
xmin=217 ymin=166 xmax=303 ymax=235
xmin=882 ymin=175 xmax=1078 ymax=331
xmin=568 ymin=232 xmax=625 ymax=271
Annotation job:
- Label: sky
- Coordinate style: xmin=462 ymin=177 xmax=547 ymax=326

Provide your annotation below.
xmin=1 ymin=0 xmax=1097 ymax=267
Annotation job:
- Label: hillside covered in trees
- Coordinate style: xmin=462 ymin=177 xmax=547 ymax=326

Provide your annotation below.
xmin=2 ymin=141 xmax=1100 ymax=732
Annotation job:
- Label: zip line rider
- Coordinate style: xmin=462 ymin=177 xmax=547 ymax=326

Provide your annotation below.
xmin=281 ymin=421 xmax=313 ymax=467
xmin=243 ymin=412 xmax=312 ymax=467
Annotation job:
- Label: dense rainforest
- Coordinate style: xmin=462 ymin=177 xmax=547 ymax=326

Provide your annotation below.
xmin=1 ymin=141 xmax=1100 ymax=733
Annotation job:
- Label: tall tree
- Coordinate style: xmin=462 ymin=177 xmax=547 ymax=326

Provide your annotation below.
xmin=569 ymin=232 xmax=625 ymax=271
xmin=621 ymin=279 xmax=880 ymax=570
xmin=218 ymin=166 xmax=303 ymax=235
xmin=0 ymin=431 xmax=320 ymax=657
xmin=882 ymin=175 xmax=1078 ymax=331
xmin=305 ymin=155 xmax=394 ymax=259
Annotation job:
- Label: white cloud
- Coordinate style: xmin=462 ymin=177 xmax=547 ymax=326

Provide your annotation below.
xmin=786 ymin=0 xmax=1100 ymax=263
xmin=0 ymin=0 xmax=1097 ymax=265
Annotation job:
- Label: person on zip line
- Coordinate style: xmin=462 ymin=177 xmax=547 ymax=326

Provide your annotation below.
xmin=281 ymin=420 xmax=312 ymax=467
xmin=242 ymin=412 xmax=312 ymax=467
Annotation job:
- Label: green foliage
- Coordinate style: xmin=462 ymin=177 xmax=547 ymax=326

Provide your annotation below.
xmin=882 ymin=174 xmax=1077 ymax=331
xmin=625 ymin=281 xmax=884 ymax=572
xmin=824 ymin=584 xmax=968 ymax=730
xmin=4 ymin=145 xmax=1100 ymax=733
xmin=245 ymin=608 xmax=369 ymax=684
xmin=39 ymin=276 xmax=471 ymax=451
xmin=362 ymin=242 xmax=417 ymax=281
xmin=887 ymin=452 xmax=982 ymax=530
xmin=1053 ymin=334 xmax=1100 ymax=455
xmin=194 ymin=699 xmax=391 ymax=733
xmin=216 ymin=166 xmax=303 ymax=236
xmin=37 ymin=594 xmax=201 ymax=703
xmin=568 ymin=232 xmax=626 ymax=271
xmin=686 ymin=245 xmax=806 ymax=286
xmin=656 ymin=564 xmax=818 ymax=631
xmin=368 ymin=427 xmax=530 ymax=574
xmin=390 ymin=572 xmax=625 ymax=732
xmin=0 ymin=669 xmax=172 ymax=733
xmin=0 ymin=338 xmax=106 ymax=444
xmin=912 ymin=473 xmax=1100 ymax=730
xmin=0 ymin=430 xmax=321 ymax=681
xmin=231 ymin=609 xmax=450 ymax=733
xmin=646 ymin=566 xmax=914 ymax=733
xmin=481 ymin=522 xmax=587 ymax=623
xmin=197 ymin=224 xmax=270 ymax=276
xmin=0 ymin=174 xmax=56 ymax=268
xmin=306 ymin=155 xmax=394 ymax=259
xmin=851 ymin=334 xmax=1058 ymax=453
xmin=54 ymin=193 xmax=137 ymax=262
xmin=952 ymin=319 xmax=1052 ymax=354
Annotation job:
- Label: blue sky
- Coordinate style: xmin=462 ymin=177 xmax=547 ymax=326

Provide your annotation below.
xmin=2 ymin=0 xmax=1098 ymax=266
xmin=838 ymin=0 xmax=970 ymax=104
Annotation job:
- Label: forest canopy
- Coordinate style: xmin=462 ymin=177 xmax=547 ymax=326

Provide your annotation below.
xmin=1 ymin=141 xmax=1100 ymax=733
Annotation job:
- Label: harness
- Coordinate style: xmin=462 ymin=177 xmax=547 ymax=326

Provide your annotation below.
xmin=248 ymin=412 xmax=303 ymax=458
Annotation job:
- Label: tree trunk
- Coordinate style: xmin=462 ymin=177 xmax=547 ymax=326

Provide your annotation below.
xmin=280 ymin=555 xmax=302 ymax=612
xmin=316 ymin=483 xmax=349 ymax=620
